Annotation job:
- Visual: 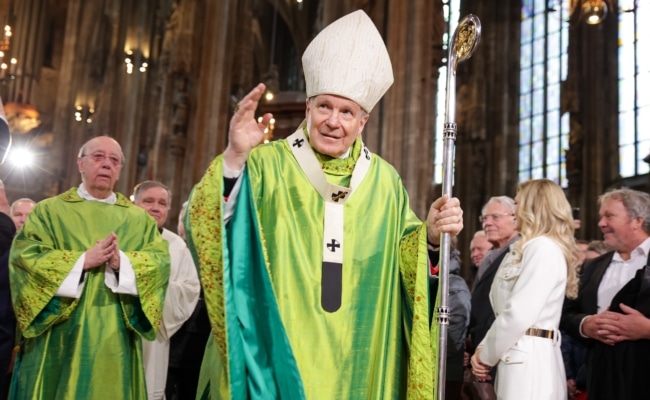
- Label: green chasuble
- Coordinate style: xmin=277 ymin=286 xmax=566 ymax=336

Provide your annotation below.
xmin=187 ymin=135 xmax=440 ymax=399
xmin=9 ymin=188 xmax=170 ymax=400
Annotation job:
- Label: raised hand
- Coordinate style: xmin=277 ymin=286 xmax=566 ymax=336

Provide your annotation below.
xmin=223 ymin=83 xmax=274 ymax=171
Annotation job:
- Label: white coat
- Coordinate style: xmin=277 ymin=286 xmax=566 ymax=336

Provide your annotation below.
xmin=478 ymin=236 xmax=567 ymax=400
xmin=142 ymin=228 xmax=201 ymax=400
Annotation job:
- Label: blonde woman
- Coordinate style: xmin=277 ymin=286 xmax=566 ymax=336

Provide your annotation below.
xmin=471 ymin=179 xmax=580 ymax=399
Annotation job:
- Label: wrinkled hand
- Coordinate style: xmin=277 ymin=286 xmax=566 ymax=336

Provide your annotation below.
xmin=591 ymin=304 xmax=650 ymax=344
xmin=84 ymin=233 xmax=118 ymax=270
xmin=223 ymin=83 xmax=274 ymax=170
xmin=107 ymin=238 xmax=121 ymax=271
xmin=470 ymin=348 xmax=492 ymax=382
xmin=426 ymin=195 xmax=463 ymax=245
xmin=581 ymin=312 xmax=615 ymax=345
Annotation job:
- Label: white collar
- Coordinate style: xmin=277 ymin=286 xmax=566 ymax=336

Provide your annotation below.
xmin=77 ymin=183 xmax=117 ymax=204
xmin=337 ymin=148 xmax=351 ymax=159
xmin=612 ymin=236 xmax=650 ymax=262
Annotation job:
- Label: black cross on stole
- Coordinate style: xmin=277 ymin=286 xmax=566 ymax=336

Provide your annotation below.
xmin=322 ymin=239 xmax=342 ymax=312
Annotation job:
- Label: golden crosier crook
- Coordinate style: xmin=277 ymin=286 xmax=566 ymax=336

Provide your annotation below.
xmin=450 ymin=16 xmax=481 ymax=69
xmin=436 ymin=14 xmax=481 ymax=400
xmin=452 ymin=23 xmax=480 ymax=69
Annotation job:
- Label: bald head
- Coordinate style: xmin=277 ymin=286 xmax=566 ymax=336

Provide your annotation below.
xmin=77 ymin=136 xmax=124 ymax=199
xmin=77 ymin=136 xmax=124 ymax=161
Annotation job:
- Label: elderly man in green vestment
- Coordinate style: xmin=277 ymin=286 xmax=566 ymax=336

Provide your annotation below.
xmin=186 ymin=10 xmax=464 ymax=400
xmin=9 ymin=136 xmax=170 ymax=399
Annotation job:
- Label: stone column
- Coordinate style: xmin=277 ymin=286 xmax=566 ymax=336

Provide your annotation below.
xmin=51 ymin=0 xmax=87 ymax=192
xmin=452 ymin=0 xmax=522 ymax=267
xmin=379 ymin=0 xmax=443 ymax=218
xmin=151 ymin=0 xmax=200 ymax=225
xmin=6 ymin=0 xmax=48 ymax=103
xmin=182 ymin=0 xmax=238 ymax=188
xmin=568 ymin=13 xmax=619 ymax=240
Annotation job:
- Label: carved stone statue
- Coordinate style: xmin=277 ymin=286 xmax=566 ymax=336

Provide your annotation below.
xmin=172 ymin=75 xmax=190 ymax=136
xmin=161 ymin=0 xmax=180 ymax=68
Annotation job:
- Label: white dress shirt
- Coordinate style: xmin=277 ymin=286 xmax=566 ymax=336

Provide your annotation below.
xmin=597 ymin=236 xmax=650 ymax=312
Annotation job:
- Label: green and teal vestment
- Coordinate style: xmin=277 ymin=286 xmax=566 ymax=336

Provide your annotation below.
xmin=187 ymin=131 xmax=440 ymax=399
xmin=9 ymin=188 xmax=170 ymax=400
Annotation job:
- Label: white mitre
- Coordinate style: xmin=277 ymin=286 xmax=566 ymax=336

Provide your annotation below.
xmin=302 ymin=10 xmax=394 ymax=113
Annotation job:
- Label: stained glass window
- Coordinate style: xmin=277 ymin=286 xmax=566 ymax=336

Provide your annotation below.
xmin=618 ymin=0 xmax=650 ymax=178
xmin=434 ymin=0 xmax=460 ymax=184
xmin=519 ymin=0 xmax=570 ymax=187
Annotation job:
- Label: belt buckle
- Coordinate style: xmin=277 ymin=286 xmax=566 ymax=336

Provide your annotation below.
xmin=526 ymin=327 xmax=554 ymax=339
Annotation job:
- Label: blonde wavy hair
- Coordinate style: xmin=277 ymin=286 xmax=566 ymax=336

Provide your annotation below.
xmin=511 ymin=179 xmax=580 ymax=299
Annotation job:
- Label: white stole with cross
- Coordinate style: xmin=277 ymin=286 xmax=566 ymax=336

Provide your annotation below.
xmin=287 ymin=126 xmax=372 ymax=311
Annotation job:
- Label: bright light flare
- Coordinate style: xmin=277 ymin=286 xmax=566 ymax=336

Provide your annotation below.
xmin=8 ymin=148 xmax=35 ymax=168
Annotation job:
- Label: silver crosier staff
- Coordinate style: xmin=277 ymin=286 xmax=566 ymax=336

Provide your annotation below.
xmin=436 ymin=14 xmax=481 ymax=400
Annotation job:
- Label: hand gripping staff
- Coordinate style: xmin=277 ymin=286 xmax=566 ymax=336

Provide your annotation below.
xmin=436 ymin=14 xmax=481 ymax=400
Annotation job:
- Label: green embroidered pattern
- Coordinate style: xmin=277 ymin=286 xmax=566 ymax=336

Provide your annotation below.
xmin=186 ymin=157 xmax=229 ymax=359
xmin=400 ymin=225 xmax=437 ymax=399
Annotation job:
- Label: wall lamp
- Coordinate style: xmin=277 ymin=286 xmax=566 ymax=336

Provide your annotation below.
xmin=74 ymin=105 xmax=94 ymax=124
xmin=124 ymin=49 xmax=148 ymax=74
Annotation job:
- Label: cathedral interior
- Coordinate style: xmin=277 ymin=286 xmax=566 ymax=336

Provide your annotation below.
xmin=0 ymin=0 xmax=647 ymax=279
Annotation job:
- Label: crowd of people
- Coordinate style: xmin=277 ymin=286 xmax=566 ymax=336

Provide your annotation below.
xmin=460 ymin=186 xmax=649 ymax=400
xmin=0 ymin=9 xmax=648 ymax=400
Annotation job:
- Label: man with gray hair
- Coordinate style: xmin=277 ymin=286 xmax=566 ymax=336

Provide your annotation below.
xmin=468 ymin=230 xmax=493 ymax=288
xmin=467 ymin=196 xmax=518 ymax=397
xmin=186 ymin=10 xmax=464 ymax=399
xmin=9 ymin=198 xmax=35 ymax=231
xmin=561 ymin=188 xmax=650 ymax=399
xmin=133 ymin=180 xmax=200 ymax=400
xmin=9 ymin=136 xmax=170 ymax=399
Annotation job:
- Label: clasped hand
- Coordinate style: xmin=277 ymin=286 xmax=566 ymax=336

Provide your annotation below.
xmin=84 ymin=232 xmax=120 ymax=271
xmin=583 ymin=304 xmax=650 ymax=345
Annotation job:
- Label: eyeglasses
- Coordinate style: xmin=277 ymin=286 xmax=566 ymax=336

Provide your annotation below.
xmin=478 ymin=213 xmax=514 ymax=223
xmin=81 ymin=153 xmax=122 ymax=167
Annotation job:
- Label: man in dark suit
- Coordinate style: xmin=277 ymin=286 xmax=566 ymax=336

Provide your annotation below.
xmin=561 ymin=188 xmax=650 ymax=400
xmin=0 ymin=181 xmax=16 ymax=400
xmin=466 ymin=196 xmax=518 ymax=398
xmin=0 ymin=102 xmax=15 ymax=400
